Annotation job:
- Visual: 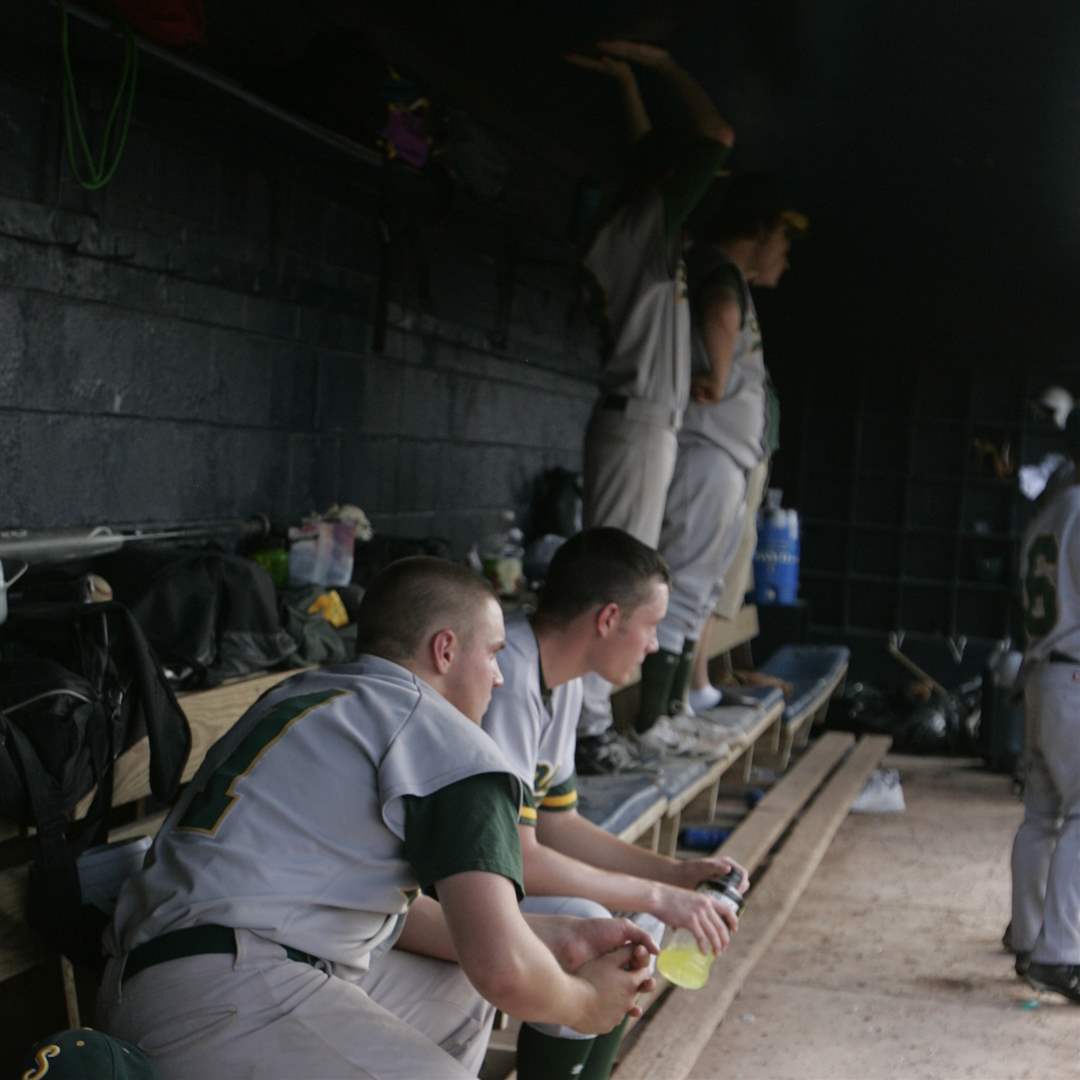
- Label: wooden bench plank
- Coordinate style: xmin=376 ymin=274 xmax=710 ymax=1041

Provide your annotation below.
xmin=717 ymin=732 xmax=855 ymax=872
xmin=81 ymin=670 xmax=298 ymax=817
xmin=616 ymin=735 xmax=892 ymax=1080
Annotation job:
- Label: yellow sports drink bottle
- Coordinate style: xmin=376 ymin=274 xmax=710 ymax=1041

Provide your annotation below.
xmin=657 ymin=868 xmax=745 ymax=990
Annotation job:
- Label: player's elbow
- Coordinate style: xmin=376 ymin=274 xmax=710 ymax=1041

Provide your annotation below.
xmin=462 ymin=950 xmax=536 ymax=1016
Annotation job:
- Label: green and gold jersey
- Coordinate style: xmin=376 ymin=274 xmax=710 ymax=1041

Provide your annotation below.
xmin=482 ymin=613 xmax=581 ymax=827
xmin=106 ymin=656 xmax=523 ymax=981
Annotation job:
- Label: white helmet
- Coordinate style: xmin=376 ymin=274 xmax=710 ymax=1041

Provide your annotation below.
xmin=1039 ymin=385 xmax=1074 ymax=430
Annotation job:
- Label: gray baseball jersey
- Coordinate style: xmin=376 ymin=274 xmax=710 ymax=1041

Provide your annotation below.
xmin=1021 ymin=485 xmax=1080 ymax=663
xmin=482 ymin=613 xmax=582 ymax=822
xmin=106 ymin=655 xmax=523 ymax=982
xmin=679 ymin=248 xmax=772 ymax=469
xmin=584 ymin=192 xmax=691 ymax=417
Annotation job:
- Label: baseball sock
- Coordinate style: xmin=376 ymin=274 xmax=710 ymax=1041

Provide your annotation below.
xmin=666 ymin=639 xmax=697 ymax=716
xmin=634 ymin=648 xmax=680 ymax=733
xmin=579 ymin=1017 xmax=629 ymax=1080
xmin=515 ymin=1024 xmax=594 ymax=1079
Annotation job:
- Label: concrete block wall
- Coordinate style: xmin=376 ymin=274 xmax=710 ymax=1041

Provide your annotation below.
xmin=0 ymin=6 xmax=600 ymax=556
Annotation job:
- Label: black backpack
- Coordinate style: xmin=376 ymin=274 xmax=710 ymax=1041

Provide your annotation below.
xmin=0 ymin=602 xmax=191 ymax=968
xmin=94 ymin=546 xmax=298 ymax=690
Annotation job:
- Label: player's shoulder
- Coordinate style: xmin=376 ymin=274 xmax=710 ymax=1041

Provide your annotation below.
xmin=254 ymin=655 xmax=428 ymax=727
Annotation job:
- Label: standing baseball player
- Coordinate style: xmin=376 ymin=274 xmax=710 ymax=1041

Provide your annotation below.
xmin=98 ymin=557 xmax=657 ymax=1079
xmin=482 ymin=528 xmax=746 ymax=1079
xmin=565 ymin=41 xmax=736 ymax=771
xmin=1011 ymin=407 xmax=1080 ymax=1001
xmin=634 ymin=175 xmax=803 ymax=741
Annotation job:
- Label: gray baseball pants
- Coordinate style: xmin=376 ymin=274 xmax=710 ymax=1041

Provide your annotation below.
xmin=98 ymin=929 xmax=494 ymax=1079
xmin=656 ymin=441 xmax=748 ymax=654
xmin=579 ymin=405 xmax=678 ymax=735
xmin=1011 ymin=661 xmax=1080 ymax=964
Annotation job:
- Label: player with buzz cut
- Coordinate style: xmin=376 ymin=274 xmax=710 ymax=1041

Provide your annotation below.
xmin=1011 ymin=407 xmax=1080 ymax=1003
xmin=98 ymin=557 xmax=658 ymax=1080
xmin=481 ymin=528 xmax=747 ymax=1080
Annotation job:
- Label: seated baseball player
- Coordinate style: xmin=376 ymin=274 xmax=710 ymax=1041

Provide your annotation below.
xmin=98 ymin=557 xmax=657 ymax=1080
xmin=481 ymin=528 xmax=747 ymax=1080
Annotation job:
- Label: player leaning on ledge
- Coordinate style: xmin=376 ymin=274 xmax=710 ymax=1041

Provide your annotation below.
xmin=98 ymin=558 xmax=657 ymax=1080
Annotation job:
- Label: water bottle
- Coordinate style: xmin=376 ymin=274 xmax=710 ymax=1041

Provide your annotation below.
xmin=753 ymin=490 xmax=799 ymax=605
xmin=479 ymin=511 xmax=525 ymax=597
xmin=656 ymin=868 xmax=745 ymax=990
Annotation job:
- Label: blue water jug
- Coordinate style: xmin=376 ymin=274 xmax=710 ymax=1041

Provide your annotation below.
xmin=753 ymin=490 xmax=800 ymax=605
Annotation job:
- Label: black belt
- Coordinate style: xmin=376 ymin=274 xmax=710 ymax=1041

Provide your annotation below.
xmin=1049 ymin=651 xmax=1080 ymax=665
xmin=123 ymin=924 xmax=321 ymax=984
xmin=601 ymin=394 xmax=628 ymax=412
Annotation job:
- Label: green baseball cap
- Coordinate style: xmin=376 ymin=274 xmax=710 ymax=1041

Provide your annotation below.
xmin=16 ymin=1029 xmax=157 ymax=1079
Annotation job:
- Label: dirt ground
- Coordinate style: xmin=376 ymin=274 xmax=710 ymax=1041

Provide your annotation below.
xmin=692 ymin=754 xmax=1079 ymax=1080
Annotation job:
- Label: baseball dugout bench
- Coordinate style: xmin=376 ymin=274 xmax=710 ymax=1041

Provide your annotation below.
xmin=756 ymin=644 xmax=850 ymax=770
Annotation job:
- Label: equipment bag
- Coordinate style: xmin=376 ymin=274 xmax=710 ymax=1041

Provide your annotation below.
xmin=95 ymin=546 xmax=298 ymax=690
xmin=0 ymin=602 xmax=191 ymax=968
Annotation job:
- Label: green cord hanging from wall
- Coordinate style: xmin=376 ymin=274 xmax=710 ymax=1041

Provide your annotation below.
xmin=60 ymin=3 xmax=139 ymax=190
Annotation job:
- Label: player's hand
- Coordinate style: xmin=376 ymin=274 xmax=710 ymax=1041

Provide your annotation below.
xmin=654 ymin=882 xmax=738 ymax=956
xmin=575 ymin=945 xmax=657 ymax=1032
xmin=547 ymin=916 xmax=660 ymax=973
xmin=674 ymin=854 xmax=750 ymax=894
xmin=597 ymin=40 xmax=672 ymax=68
xmin=563 ymin=52 xmax=634 ymax=83
xmin=690 ymin=373 xmax=724 ymax=403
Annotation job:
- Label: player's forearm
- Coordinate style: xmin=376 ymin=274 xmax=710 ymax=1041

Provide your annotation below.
xmin=652 ymin=54 xmax=734 ymax=146
xmin=699 ymin=325 xmax=735 ymax=398
xmin=523 ymin=835 xmax=666 ymax=915
xmin=437 ymin=872 xmax=596 ymax=1026
xmin=538 ymin=811 xmax=682 ymax=884
xmin=616 ymin=67 xmax=652 ymax=142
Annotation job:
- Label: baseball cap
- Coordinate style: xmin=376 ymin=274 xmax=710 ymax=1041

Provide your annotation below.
xmin=15 ymin=1029 xmax=157 ymax=1079
xmin=1036 ymin=385 xmax=1074 ymax=430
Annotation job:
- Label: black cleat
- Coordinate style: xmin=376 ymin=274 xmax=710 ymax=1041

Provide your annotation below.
xmin=1015 ymin=951 xmax=1031 ymax=977
xmin=1025 ymin=962 xmax=1080 ymax=1003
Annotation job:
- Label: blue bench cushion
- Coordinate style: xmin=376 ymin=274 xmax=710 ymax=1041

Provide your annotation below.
xmin=760 ymin=644 xmax=850 ymax=728
xmin=576 ymin=774 xmax=665 ymax=836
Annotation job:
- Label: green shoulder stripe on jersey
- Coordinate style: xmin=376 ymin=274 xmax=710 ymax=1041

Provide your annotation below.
xmin=178 ymin=689 xmax=347 ymax=835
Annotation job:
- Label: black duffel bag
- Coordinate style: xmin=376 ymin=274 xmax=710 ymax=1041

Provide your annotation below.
xmin=0 ymin=602 xmax=191 ymax=968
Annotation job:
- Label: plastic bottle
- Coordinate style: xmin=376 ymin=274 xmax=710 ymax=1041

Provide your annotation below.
xmin=479 ymin=511 xmax=525 ymax=597
xmin=753 ymin=490 xmax=800 ymax=605
xmin=656 ymin=868 xmax=745 ymax=990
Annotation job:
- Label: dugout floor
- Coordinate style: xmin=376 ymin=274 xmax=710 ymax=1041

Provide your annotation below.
xmin=694 ymin=754 xmax=1074 ymax=1080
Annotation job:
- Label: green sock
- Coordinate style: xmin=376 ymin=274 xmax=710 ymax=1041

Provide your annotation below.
xmin=579 ymin=1017 xmax=629 ymax=1080
xmin=516 ymin=1023 xmax=594 ymax=1080
xmin=667 ymin=639 xmax=697 ymax=716
xmin=634 ymin=648 xmax=680 ymax=733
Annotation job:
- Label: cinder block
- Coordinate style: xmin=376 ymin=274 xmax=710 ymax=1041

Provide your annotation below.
xmin=398 ymin=365 xmax=453 ymax=441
